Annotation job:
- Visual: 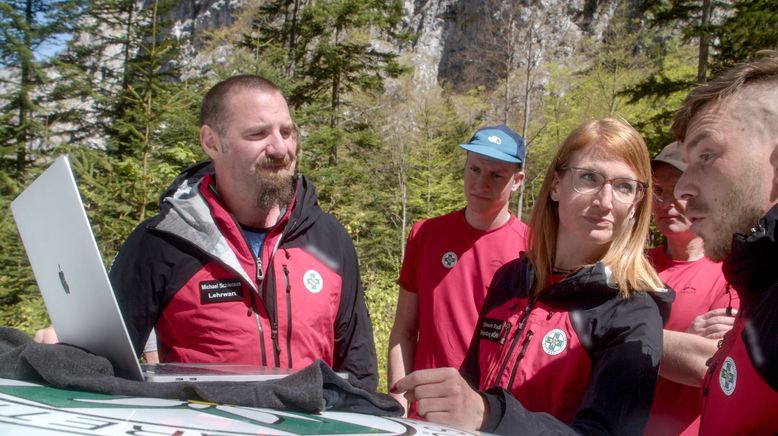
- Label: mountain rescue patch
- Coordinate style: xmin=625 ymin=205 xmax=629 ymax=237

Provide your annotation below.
xmin=303 ymin=270 xmax=324 ymax=294
xmin=441 ymin=251 xmax=458 ymax=269
xmin=719 ymin=356 xmax=737 ymax=396
xmin=542 ymin=329 xmax=567 ymax=356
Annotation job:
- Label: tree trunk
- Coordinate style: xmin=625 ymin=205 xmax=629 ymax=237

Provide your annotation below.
xmin=16 ymin=0 xmax=35 ymax=177
xmin=139 ymin=0 xmax=161 ymax=222
xmin=697 ymin=0 xmax=712 ymax=83
xmin=517 ymin=20 xmax=534 ymax=219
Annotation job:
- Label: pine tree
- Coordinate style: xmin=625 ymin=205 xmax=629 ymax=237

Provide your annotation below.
xmin=712 ymin=0 xmax=778 ymax=72
xmin=0 ymin=0 xmax=86 ymax=177
xmin=241 ymin=0 xmax=413 ymax=163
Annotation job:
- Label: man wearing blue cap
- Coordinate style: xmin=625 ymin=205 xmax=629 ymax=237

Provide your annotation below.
xmin=388 ymin=124 xmax=529 ymax=414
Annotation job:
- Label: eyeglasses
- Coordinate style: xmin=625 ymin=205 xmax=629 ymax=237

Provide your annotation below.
xmin=563 ymin=167 xmax=647 ymax=205
xmin=651 ymin=186 xmax=677 ymax=204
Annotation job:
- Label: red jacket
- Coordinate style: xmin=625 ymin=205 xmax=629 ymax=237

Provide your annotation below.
xmin=698 ymin=204 xmax=778 ymax=435
xmin=461 ymin=255 xmax=673 ymax=435
xmin=110 ymin=162 xmax=377 ymax=388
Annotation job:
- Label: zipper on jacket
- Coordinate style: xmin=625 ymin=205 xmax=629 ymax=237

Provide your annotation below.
xmin=507 ymin=330 xmax=534 ymax=389
xmin=282 ymin=264 xmax=293 ymax=368
xmin=267 ymin=235 xmax=286 ymax=367
xmin=253 ymin=252 xmax=269 ymax=365
xmin=248 ymin=303 xmax=267 ymax=366
xmin=495 ymin=301 xmax=534 ymax=386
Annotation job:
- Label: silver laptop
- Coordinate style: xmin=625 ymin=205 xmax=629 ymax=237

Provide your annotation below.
xmin=10 ymin=155 xmax=303 ymax=382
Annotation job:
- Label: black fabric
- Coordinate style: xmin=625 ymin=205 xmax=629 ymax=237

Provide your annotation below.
xmin=0 ymin=327 xmax=401 ymax=416
xmin=723 ymin=203 xmax=778 ymax=391
xmin=460 ymin=255 xmax=670 ymax=435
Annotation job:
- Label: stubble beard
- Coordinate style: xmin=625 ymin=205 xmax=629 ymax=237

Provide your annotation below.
xmin=696 ymin=175 xmax=766 ymax=262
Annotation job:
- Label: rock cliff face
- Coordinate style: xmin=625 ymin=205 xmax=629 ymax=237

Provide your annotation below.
xmin=158 ymin=0 xmax=627 ymax=90
xmin=152 ymin=0 xmax=245 ymax=42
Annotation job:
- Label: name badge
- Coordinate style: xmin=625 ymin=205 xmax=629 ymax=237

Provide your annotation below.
xmin=199 ymin=279 xmax=244 ymax=304
xmin=479 ymin=318 xmax=511 ymax=344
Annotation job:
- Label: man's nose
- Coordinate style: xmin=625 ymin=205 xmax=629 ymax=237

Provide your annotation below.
xmin=265 ymin=130 xmax=289 ymax=158
xmin=674 ymin=172 xmax=694 ymax=202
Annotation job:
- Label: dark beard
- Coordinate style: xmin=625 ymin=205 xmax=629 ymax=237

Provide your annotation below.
xmin=256 ymin=172 xmax=294 ymax=210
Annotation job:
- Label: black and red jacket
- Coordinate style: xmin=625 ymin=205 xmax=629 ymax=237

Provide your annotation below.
xmin=461 ymin=254 xmax=673 ymax=435
xmin=109 ymin=162 xmax=378 ymax=389
xmin=698 ymin=204 xmax=778 ymax=435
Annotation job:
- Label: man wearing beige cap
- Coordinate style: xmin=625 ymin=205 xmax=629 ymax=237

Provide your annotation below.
xmin=644 ymin=142 xmax=738 ymax=436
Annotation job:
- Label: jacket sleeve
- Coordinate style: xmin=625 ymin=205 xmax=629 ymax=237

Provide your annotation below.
xmin=480 ymin=293 xmax=664 ymax=435
xmin=108 ymin=221 xmax=163 ymax=357
xmin=331 ymin=225 xmax=378 ymax=391
xmin=745 ymin=283 xmax=778 ymax=391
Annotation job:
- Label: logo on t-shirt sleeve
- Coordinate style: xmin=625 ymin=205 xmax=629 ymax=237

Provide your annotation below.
xmin=199 ymin=279 xmax=244 ymax=304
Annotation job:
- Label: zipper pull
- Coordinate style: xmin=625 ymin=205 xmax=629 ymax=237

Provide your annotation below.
xmin=256 ymin=256 xmax=264 ymax=283
xmin=282 ymin=265 xmax=291 ymax=293
xmin=500 ymin=322 xmax=512 ymax=345
xmin=271 ymin=327 xmax=280 ymax=354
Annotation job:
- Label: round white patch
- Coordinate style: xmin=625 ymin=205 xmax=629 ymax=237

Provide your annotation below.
xmin=303 ymin=270 xmax=324 ymax=294
xmin=441 ymin=251 xmax=458 ymax=269
xmin=719 ymin=356 xmax=737 ymax=396
xmin=542 ymin=329 xmax=567 ymax=356
xmin=487 ymin=135 xmax=502 ymax=144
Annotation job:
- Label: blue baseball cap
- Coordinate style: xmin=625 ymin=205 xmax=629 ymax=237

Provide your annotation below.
xmin=459 ymin=124 xmax=525 ymax=164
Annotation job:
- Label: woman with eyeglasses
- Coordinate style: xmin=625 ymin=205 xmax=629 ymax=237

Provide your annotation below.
xmin=392 ymin=118 xmax=674 ymax=434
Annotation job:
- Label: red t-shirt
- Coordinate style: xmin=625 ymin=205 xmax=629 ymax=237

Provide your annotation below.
xmin=644 ymin=246 xmax=739 ymax=436
xmin=398 ymin=209 xmax=530 ymax=372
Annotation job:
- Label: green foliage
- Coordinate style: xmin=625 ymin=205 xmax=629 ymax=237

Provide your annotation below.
xmin=242 ymin=0 xmax=412 ymax=132
xmin=712 ymin=0 xmax=778 ymax=72
xmin=363 ymin=267 xmax=399 ymax=392
xmin=0 ymin=180 xmax=43 ymax=334
xmin=0 ymin=0 xmax=87 ymax=176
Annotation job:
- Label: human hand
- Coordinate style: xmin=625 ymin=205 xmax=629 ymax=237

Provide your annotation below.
xmin=33 ymin=325 xmax=59 ymax=344
xmin=389 ymin=392 xmax=409 ymax=417
xmin=686 ymin=308 xmax=737 ymax=339
xmin=391 ymin=367 xmax=486 ymax=431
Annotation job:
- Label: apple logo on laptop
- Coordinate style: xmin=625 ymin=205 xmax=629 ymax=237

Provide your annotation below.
xmin=58 ymin=264 xmax=71 ymax=294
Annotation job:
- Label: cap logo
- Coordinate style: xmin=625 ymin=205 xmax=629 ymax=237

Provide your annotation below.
xmin=487 ymin=135 xmax=502 ymax=145
xmin=719 ymin=356 xmax=737 ymax=396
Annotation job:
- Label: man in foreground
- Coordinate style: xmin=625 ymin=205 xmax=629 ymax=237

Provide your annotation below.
xmin=38 ymin=75 xmax=378 ymax=388
xmin=672 ymin=50 xmax=778 ymax=434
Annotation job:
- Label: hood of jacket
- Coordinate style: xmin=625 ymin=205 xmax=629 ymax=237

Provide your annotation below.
xmin=724 ymin=203 xmax=778 ymax=298
xmin=541 ymin=259 xmax=674 ymax=324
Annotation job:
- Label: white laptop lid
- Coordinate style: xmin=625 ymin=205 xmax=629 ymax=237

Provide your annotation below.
xmin=11 ymin=155 xmax=145 ymax=381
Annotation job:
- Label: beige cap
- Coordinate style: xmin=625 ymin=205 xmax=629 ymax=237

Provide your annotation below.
xmin=651 ymin=141 xmax=686 ymax=172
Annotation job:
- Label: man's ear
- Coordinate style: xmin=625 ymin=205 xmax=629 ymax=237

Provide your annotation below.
xmin=200 ymin=125 xmax=220 ymax=159
xmin=511 ymin=171 xmax=526 ymax=192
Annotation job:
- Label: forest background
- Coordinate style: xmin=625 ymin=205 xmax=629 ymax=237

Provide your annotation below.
xmin=1 ymin=0 xmax=776 ymax=391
